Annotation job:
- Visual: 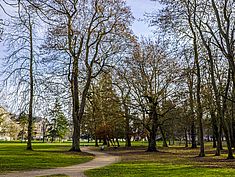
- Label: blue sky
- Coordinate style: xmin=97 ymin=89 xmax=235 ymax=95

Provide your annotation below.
xmin=126 ymin=0 xmax=161 ymax=37
xmin=0 ymin=0 xmax=161 ymax=37
xmin=0 ymin=1 xmax=161 ymax=56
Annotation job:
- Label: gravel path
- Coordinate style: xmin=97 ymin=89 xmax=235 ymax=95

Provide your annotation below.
xmin=0 ymin=148 xmax=120 ymax=177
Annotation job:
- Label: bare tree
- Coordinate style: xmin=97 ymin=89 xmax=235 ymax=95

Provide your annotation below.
xmin=34 ymin=0 xmax=133 ymax=151
xmin=126 ymin=39 xmax=180 ymax=152
xmin=1 ymin=1 xmax=40 ymax=150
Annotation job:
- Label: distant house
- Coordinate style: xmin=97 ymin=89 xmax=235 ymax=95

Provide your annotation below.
xmin=15 ymin=114 xmax=50 ymax=141
xmin=33 ymin=117 xmax=49 ymax=141
xmin=0 ymin=106 xmax=50 ymax=141
xmin=0 ymin=106 xmax=20 ymax=141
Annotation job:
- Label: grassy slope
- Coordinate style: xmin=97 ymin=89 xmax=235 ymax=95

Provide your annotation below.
xmin=0 ymin=143 xmax=93 ymax=174
xmin=85 ymin=143 xmax=235 ymax=177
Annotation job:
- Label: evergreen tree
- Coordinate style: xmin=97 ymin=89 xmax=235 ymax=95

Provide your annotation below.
xmin=18 ymin=113 xmax=28 ymax=141
xmin=48 ymin=99 xmax=68 ymax=142
xmin=96 ymin=72 xmax=125 ymax=146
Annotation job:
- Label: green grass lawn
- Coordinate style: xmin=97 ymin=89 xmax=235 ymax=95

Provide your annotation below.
xmin=85 ymin=143 xmax=235 ymax=177
xmin=3 ymin=141 xmax=235 ymax=177
xmin=0 ymin=142 xmax=93 ymax=174
xmin=85 ymin=163 xmax=235 ymax=177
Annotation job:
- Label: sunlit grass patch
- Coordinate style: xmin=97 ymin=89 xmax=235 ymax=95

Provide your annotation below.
xmin=85 ymin=163 xmax=235 ymax=177
xmin=0 ymin=143 xmax=93 ymax=174
xmin=85 ymin=142 xmax=235 ymax=177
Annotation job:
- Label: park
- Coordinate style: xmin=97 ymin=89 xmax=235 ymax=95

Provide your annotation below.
xmin=0 ymin=0 xmax=235 ymax=176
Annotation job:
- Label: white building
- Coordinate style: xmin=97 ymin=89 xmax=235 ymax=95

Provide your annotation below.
xmin=0 ymin=106 xmax=20 ymax=141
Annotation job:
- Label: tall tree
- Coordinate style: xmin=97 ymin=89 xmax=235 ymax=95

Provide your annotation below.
xmin=35 ymin=0 xmax=133 ymax=151
xmin=127 ymin=39 xmax=179 ymax=152
xmin=1 ymin=1 xmax=39 ymax=150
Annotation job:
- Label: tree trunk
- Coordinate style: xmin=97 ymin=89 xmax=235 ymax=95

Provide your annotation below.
xmin=189 ymin=77 xmax=197 ymax=148
xmin=69 ymin=56 xmax=81 ymax=151
xmin=221 ymin=70 xmax=234 ymax=159
xmin=160 ymin=126 xmax=168 ymax=147
xmin=193 ymin=40 xmax=204 ymax=156
xmin=21 ymin=127 xmax=25 ymax=142
xmin=232 ymin=120 xmax=235 ymax=148
xmin=103 ymin=137 xmax=107 ymax=145
xmin=70 ymin=117 xmax=81 ymax=151
xmin=107 ymin=137 xmax=110 ymax=147
xmin=198 ymin=111 xmax=205 ymax=157
xmin=68 ymin=15 xmax=82 ymax=152
xmin=185 ymin=129 xmax=188 ymax=148
xmin=194 ymin=38 xmax=205 ymax=157
xmin=75 ymin=71 xmax=92 ymax=151
xmin=27 ymin=22 xmax=34 ymax=151
xmin=191 ymin=121 xmax=197 ymax=148
xmin=116 ymin=138 xmax=120 ymax=147
xmin=124 ymin=104 xmax=131 ymax=147
xmin=223 ymin=123 xmax=234 ymax=159
xmin=211 ymin=110 xmax=221 ymax=155
xmin=231 ymin=85 xmax=235 ymax=148
xmin=147 ymin=105 xmax=158 ymax=152
xmin=147 ymin=130 xmax=157 ymax=152
xmin=42 ymin=121 xmax=46 ymax=143
xmin=95 ymin=136 xmax=99 ymax=147
xmin=229 ymin=122 xmax=235 ymax=148
xmin=70 ymin=61 xmax=81 ymax=152
xmin=70 ymin=54 xmax=92 ymax=152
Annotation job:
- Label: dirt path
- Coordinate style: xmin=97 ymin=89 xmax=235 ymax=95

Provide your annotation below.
xmin=0 ymin=147 xmax=120 ymax=177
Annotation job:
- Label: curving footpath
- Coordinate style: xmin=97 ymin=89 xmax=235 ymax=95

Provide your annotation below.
xmin=0 ymin=147 xmax=120 ymax=177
